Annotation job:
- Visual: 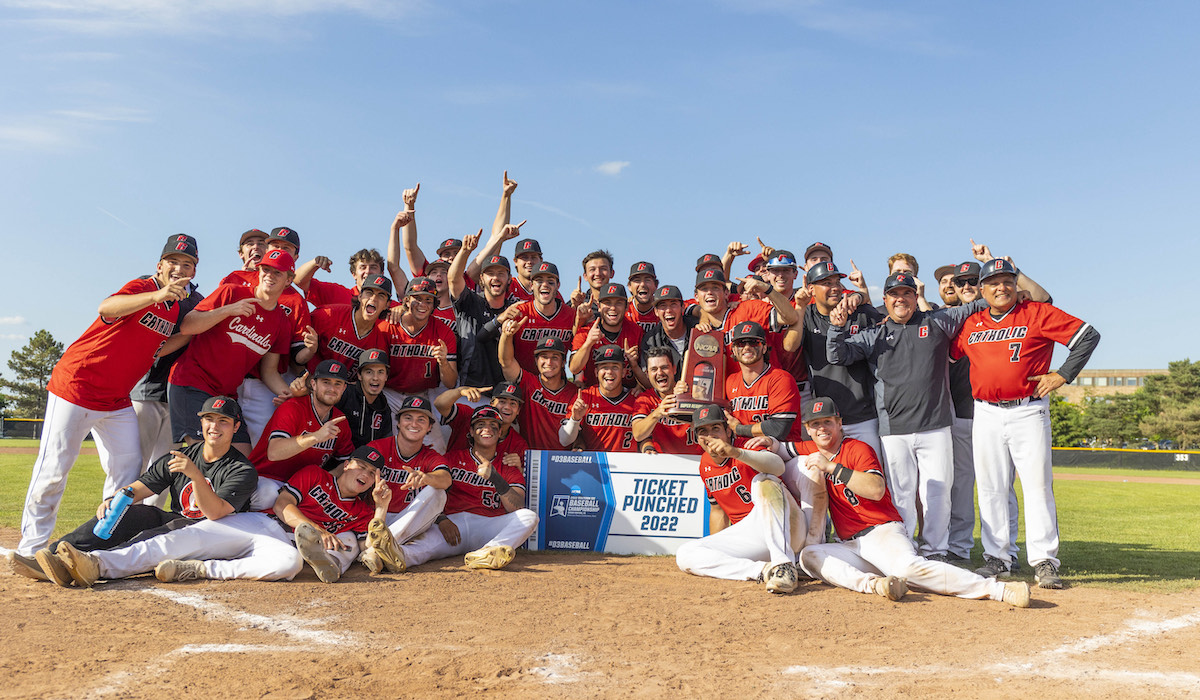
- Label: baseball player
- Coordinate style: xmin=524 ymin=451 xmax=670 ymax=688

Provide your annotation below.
xmin=675 ymin=404 xmax=809 ymax=594
xmin=881 ymin=253 xmax=935 ymax=313
xmin=638 ymin=285 xmax=696 ymax=380
xmin=304 ymin=274 xmax=392 ymax=374
xmin=756 ymin=251 xmax=810 ymax=389
xmin=391 ymin=407 xmax=539 ymax=570
xmin=783 ymin=397 xmax=1031 ymax=607
xmin=952 ymin=258 xmax=1099 ymax=589
xmin=724 ymin=321 xmax=804 ymax=442
xmin=359 ymin=395 xmax=452 ymax=574
xmin=570 ymin=282 xmax=648 ymax=389
xmin=631 ymin=347 xmax=701 ymax=455
xmin=435 ymin=382 xmax=529 ymax=461
xmin=49 ymin=445 xmax=393 ymax=585
xmin=625 ymin=261 xmax=661 ymax=333
xmin=449 ymin=232 xmax=518 ymax=387
xmin=236 ymin=229 xmax=268 ymax=270
xmin=17 ymin=234 xmax=197 ymax=557
xmin=691 ymin=269 xmax=800 ymax=376
xmin=560 ymin=345 xmax=642 ymax=452
xmin=287 ymin=348 xmax=394 ymax=449
xmin=499 ymin=331 xmax=579 ymax=451
xmin=571 ymin=249 xmax=616 ymax=325
xmin=504 ymin=261 xmax=576 ymax=376
xmin=247 ymin=359 xmax=356 ymax=509
xmin=509 ymin=237 xmax=547 ymax=302
xmin=826 ymin=271 xmax=988 ymax=559
xmin=295 ymin=248 xmax=390 ymax=309
xmin=29 ymin=396 xmax=256 ymax=586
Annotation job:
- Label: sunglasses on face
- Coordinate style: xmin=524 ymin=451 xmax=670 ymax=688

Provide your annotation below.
xmin=953 ymin=278 xmax=979 ymax=288
xmin=732 ymin=339 xmax=763 ymax=347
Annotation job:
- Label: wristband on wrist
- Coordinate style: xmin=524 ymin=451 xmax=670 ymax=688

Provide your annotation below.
xmin=487 ymin=471 xmax=512 ymax=496
xmin=435 ymin=514 xmax=448 ymax=525
xmin=832 ymin=464 xmax=853 ymax=485
xmin=734 ymin=424 xmax=753 ymax=438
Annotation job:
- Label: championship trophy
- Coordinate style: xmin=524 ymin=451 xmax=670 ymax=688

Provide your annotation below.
xmin=671 ymin=328 xmax=727 ymax=416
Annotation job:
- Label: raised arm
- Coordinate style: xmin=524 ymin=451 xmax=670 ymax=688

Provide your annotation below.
xmin=449 ymin=230 xmax=482 ymax=300
xmin=399 ymin=183 xmax=424 ymax=277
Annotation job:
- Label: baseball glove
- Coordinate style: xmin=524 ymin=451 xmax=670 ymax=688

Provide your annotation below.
xmin=366 ymin=517 xmax=406 ymax=573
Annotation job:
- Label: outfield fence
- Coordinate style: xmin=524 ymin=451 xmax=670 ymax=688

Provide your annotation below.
xmin=0 ymin=417 xmax=45 ymax=439
xmin=1052 ymin=446 xmax=1200 ymax=471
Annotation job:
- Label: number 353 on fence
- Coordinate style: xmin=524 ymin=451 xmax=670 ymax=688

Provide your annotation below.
xmin=525 ymin=451 xmax=710 ymax=555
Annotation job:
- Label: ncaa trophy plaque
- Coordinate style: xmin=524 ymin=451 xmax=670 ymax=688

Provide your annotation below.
xmin=672 ymin=328 xmax=727 ymax=416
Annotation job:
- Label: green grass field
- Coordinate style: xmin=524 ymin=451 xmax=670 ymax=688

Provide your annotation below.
xmin=2 ymin=439 xmax=1197 ymax=592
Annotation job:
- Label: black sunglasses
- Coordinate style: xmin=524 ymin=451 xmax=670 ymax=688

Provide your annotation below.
xmin=953 ymin=277 xmax=979 ymax=288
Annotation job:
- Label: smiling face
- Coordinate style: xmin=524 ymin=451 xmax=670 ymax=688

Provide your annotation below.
xmin=532 ymin=273 xmax=559 ymax=305
xmin=884 ymin=287 xmax=917 ymax=324
xmin=810 ymin=277 xmax=844 ymax=312
xmin=695 ymin=282 xmax=727 ymax=315
xmin=937 ymin=273 xmax=959 ymax=306
xmin=199 ymin=413 xmax=238 ymax=449
xmin=311 ymin=377 xmax=347 ymax=409
xmin=954 ymin=275 xmax=980 ymax=303
xmin=981 ymin=273 xmax=1017 ymax=313
xmin=514 ymin=252 xmax=542 ymax=280
xmin=240 ymin=235 xmax=267 ymax=270
xmin=396 ymin=410 xmax=433 ymax=447
xmin=646 ymin=354 xmax=676 ymax=394
xmin=627 ymin=274 xmax=657 ymax=306
xmin=352 ymin=260 xmax=382 ymax=286
xmin=732 ymin=337 xmax=765 ymax=368
xmin=405 ymin=292 xmax=436 ymax=322
xmin=584 ymin=258 xmax=612 ymax=292
xmin=156 ymin=254 xmax=196 ymax=287
xmin=358 ymin=364 xmax=387 ymax=398
xmin=598 ymin=297 xmax=627 ymax=330
xmin=655 ymin=299 xmax=683 ymax=333
xmin=257 ymin=265 xmax=294 ymax=298
xmin=763 ymin=266 xmax=797 ymax=295
xmin=424 ymin=264 xmax=449 ymax=297
xmin=471 ymin=417 xmax=502 ymax=449
xmin=596 ymin=361 xmax=624 ymax=394
xmin=480 ymin=267 xmax=511 ymax=301
xmin=805 ymin=416 xmax=844 ymax=451
xmin=490 ymin=396 xmax=521 ymax=426
xmin=357 ymin=288 xmax=390 ymax=321
xmin=337 ymin=459 xmax=378 ymax=496
xmin=535 ymin=349 xmax=565 ymax=379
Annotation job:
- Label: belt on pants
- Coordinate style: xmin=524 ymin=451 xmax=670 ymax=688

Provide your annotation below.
xmin=979 ymin=396 xmax=1040 ymax=408
xmin=849 ymin=524 xmax=878 ymax=540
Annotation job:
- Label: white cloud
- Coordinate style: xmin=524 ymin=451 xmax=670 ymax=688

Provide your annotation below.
xmin=0 ymin=317 xmax=27 ymax=326
xmin=0 ymin=122 xmax=68 ymax=149
xmin=594 ymin=161 xmax=631 ymax=177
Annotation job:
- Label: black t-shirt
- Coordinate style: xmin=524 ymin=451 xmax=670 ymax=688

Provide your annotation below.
xmin=453 ymin=288 xmax=511 ymax=387
xmin=337 ymin=382 xmax=393 ymax=447
xmin=139 ymin=441 xmax=257 ymax=517
xmin=802 ymin=303 xmax=883 ymax=425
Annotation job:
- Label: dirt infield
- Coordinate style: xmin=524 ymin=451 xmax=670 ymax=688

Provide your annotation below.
xmin=3 ymin=529 xmax=1199 ymax=699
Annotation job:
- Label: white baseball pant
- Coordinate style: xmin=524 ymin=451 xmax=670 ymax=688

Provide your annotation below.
xmin=676 ymin=474 xmax=802 ymax=581
xmin=132 ymin=399 xmax=173 ymax=509
xmin=18 ymin=392 xmax=143 ymax=556
xmin=973 ymin=398 xmax=1059 ymax=568
xmin=948 ymin=416 xmax=1021 ymax=560
xmin=383 ymin=387 xmax=449 ymax=453
xmin=879 ymin=426 xmax=954 ymax=556
xmin=800 ymin=521 xmax=1007 ymax=601
xmin=398 ymin=508 xmax=538 ymax=568
xmin=238 ymin=377 xmax=278 ymax=448
xmin=250 ymin=477 xmax=287 ymax=512
xmin=384 ymin=487 xmax=447 ymax=544
xmin=842 ymin=418 xmax=884 ymax=467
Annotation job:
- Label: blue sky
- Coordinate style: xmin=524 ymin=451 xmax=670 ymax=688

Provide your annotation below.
xmin=1 ymin=1 xmax=1196 ymax=375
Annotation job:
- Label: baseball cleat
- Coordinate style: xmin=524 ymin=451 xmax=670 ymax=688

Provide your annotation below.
xmin=155 ymin=560 xmax=206 ymax=583
xmin=57 ymin=542 xmax=100 ymax=587
xmin=365 ymin=518 xmax=406 ymax=573
xmin=764 ymin=562 xmax=799 ymax=594
xmin=1002 ymin=581 xmax=1032 ymax=608
xmin=975 ymin=556 xmax=1012 ymax=580
xmin=294 ymin=524 xmax=342 ymax=584
xmin=35 ymin=548 xmax=76 ymax=588
xmin=1034 ymin=561 xmax=1064 ymax=589
xmin=359 ymin=546 xmax=384 ymax=575
xmin=873 ymin=575 xmax=908 ymax=601
xmin=464 ymin=545 xmax=515 ymax=570
xmin=8 ymin=551 xmax=49 ymax=582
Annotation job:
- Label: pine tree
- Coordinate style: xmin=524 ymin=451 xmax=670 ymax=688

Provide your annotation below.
xmin=0 ymin=330 xmax=64 ymax=418
xmin=1140 ymin=359 xmax=1200 ymax=448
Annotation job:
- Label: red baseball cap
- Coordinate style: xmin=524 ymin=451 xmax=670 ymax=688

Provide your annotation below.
xmin=259 ymin=249 xmax=295 ymax=272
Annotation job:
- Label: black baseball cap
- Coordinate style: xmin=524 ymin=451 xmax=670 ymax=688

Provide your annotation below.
xmin=979 ymin=258 xmax=1018 ymax=282
xmin=405 ymin=277 xmax=438 ymax=298
xmin=535 ymin=336 xmax=567 ymax=356
xmin=533 ymin=261 xmax=560 ymax=280
xmin=350 ymin=444 xmax=386 ymax=471
xmin=197 ymin=395 xmax=242 ymax=421
xmin=731 ymin=321 xmax=766 ymax=343
xmin=514 ymin=239 xmax=542 ymax=257
xmin=491 ymin=381 xmax=524 ymax=403
xmin=883 ymin=271 xmax=917 ymax=294
xmin=653 ymin=285 xmax=683 ymax=306
xmin=471 ymin=405 xmax=504 ymax=425
xmin=313 ymin=359 xmax=352 ymax=382
xmin=599 ymin=283 xmax=627 ymax=302
xmin=424 ymin=257 xmax=450 ymax=271
xmin=695 ymin=269 xmax=726 ymax=288
xmin=435 ymin=238 xmax=462 ymax=256
xmin=161 ymin=234 xmax=199 ymax=263
xmin=695 ymin=253 xmax=722 ymax=271
xmin=357 ymin=348 xmax=389 ymax=371
xmin=360 ymin=274 xmax=393 ymax=298
xmin=691 ymin=404 xmax=726 ymax=429
xmin=805 ymin=261 xmax=846 ymax=284
xmin=239 ymin=228 xmax=267 ymax=245
xmin=268 ymin=226 xmax=300 ymax=252
xmin=954 ymin=261 xmax=982 ymax=280
xmin=629 ymin=261 xmax=657 ymax=279
xmin=398 ymin=394 xmax=434 ymax=419
xmin=593 ymin=344 xmax=625 ymax=365
xmin=482 ymin=254 xmax=511 ymax=273
xmin=802 ymin=396 xmax=841 ymax=423
xmin=804 ymin=241 xmax=833 ymax=260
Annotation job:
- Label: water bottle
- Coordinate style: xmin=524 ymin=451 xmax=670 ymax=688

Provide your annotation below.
xmin=93 ymin=487 xmax=135 ymax=540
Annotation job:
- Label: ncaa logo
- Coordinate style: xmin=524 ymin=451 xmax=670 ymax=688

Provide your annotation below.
xmin=919 ymin=326 xmax=929 ymax=338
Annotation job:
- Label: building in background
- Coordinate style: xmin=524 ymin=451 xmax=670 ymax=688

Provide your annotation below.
xmin=1060 ymin=369 xmax=1166 ymax=404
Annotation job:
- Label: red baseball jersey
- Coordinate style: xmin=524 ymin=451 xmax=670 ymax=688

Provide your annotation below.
xmin=306 ymin=279 xmax=355 ymax=308
xmin=507 ymin=277 xmax=535 ymax=303
xmin=380 ymin=317 xmax=458 ymax=393
xmin=725 ymin=364 xmax=804 ymax=441
xmin=626 ymin=304 xmax=660 ymax=334
xmin=47 ymin=278 xmax=180 ymax=411
xmin=366 ymin=435 xmax=449 ymax=514
xmin=787 ymin=438 xmax=901 ymax=540
xmin=307 ymin=304 xmax=389 ymax=374
xmin=516 ymin=370 xmax=579 ymax=451
xmin=168 ymin=283 xmax=293 ymax=396
xmin=952 ymin=301 xmax=1088 ymax=402
xmin=724 ymin=298 xmax=779 ymax=375
xmin=432 ymin=303 xmax=456 ymax=329
xmin=576 ymin=385 xmax=640 ymax=452
xmin=443 ymin=448 xmax=527 ymax=517
xmin=511 ymin=300 xmax=576 ymax=375
xmin=571 ymin=318 xmax=644 ymax=386
xmin=632 ymin=392 xmax=701 ymax=455
xmin=282 ymin=464 xmax=375 ymax=535
xmin=698 ymin=448 xmax=765 ymax=525
xmin=219 ymin=269 xmax=312 ymax=353
xmin=250 ymin=396 xmax=355 ymax=481
xmin=442 ymin=403 xmax=530 ymax=471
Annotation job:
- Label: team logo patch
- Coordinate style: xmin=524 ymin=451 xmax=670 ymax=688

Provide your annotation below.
xmin=331 ymin=363 xmax=342 ymax=373
xmin=813 ymin=401 xmax=824 ymax=413
xmin=212 ymin=399 xmax=225 ymax=409
xmin=960 ymin=263 xmax=971 ymax=272
xmin=704 ymin=270 xmax=715 ymax=279
xmin=175 ymin=242 xmax=189 ymax=251
xmin=372 ymin=414 xmax=383 ymax=430
xmin=919 ymin=326 xmax=929 ymax=338
xmin=368 ymin=450 xmax=380 ymax=461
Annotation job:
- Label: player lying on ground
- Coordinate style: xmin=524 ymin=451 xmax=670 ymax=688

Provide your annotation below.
xmin=389 ymin=407 xmax=538 ymax=571
xmin=675 ymin=404 xmax=824 ymax=595
xmin=36 ymin=445 xmax=392 ymax=586
xmin=769 ymin=396 xmax=1031 ymax=606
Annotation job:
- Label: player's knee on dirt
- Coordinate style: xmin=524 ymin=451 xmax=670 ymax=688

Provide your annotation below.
xmin=514 ymin=508 xmax=539 ymax=529
xmin=675 ymin=540 xmax=704 ymax=574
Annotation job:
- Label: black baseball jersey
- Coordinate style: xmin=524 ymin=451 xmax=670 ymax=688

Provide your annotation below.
xmin=453 ymin=287 xmax=512 ymax=387
xmin=949 ymin=355 xmax=973 ymax=420
xmin=826 ymin=299 xmax=985 ymax=436
xmin=801 ymin=303 xmax=883 ymax=426
xmin=337 ymin=382 xmax=393 ymax=447
xmin=138 ymin=441 xmax=257 ymax=517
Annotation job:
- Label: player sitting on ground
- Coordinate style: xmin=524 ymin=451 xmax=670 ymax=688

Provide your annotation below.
xmin=391 ymin=407 xmax=538 ymax=571
xmin=675 ymin=404 xmax=811 ymax=595
xmin=775 ymin=397 xmax=1031 ymax=607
